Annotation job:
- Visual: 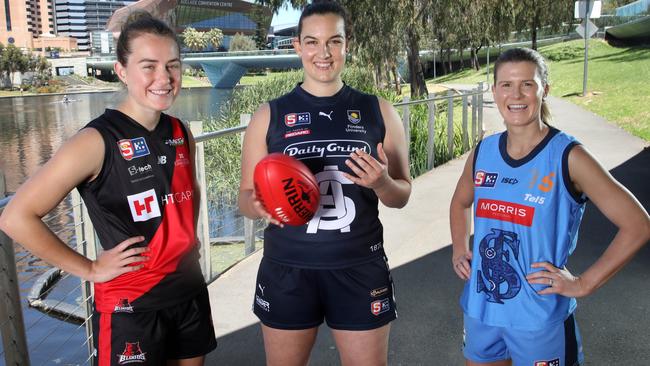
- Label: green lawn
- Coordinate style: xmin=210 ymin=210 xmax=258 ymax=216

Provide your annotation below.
xmin=427 ymin=39 xmax=650 ymax=141
xmin=182 ymin=75 xmax=211 ymax=88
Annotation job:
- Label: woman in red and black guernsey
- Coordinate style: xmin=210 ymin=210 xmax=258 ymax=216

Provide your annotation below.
xmin=239 ymin=2 xmax=411 ymax=365
xmin=0 ymin=11 xmax=216 ymax=366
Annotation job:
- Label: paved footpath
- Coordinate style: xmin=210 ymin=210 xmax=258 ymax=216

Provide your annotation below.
xmin=206 ymin=88 xmax=650 ymax=365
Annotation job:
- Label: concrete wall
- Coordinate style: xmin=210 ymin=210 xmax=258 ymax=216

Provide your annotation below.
xmin=48 ymin=57 xmax=89 ymax=77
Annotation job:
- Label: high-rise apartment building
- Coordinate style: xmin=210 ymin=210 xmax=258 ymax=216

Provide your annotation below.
xmin=54 ymin=0 xmax=136 ymax=51
xmin=1 ymin=0 xmax=57 ymax=48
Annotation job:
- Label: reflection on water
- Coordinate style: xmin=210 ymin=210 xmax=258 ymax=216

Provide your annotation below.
xmin=0 ymin=88 xmax=232 ymax=192
xmin=0 ymin=87 xmax=232 ymax=365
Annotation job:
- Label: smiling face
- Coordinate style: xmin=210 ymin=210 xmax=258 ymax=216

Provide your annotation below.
xmin=492 ymin=61 xmax=549 ymax=129
xmin=293 ymin=13 xmax=347 ymax=90
xmin=115 ymin=33 xmax=181 ymax=121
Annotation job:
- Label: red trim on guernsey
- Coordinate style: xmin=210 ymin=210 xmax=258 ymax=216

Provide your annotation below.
xmin=93 ymin=117 xmax=196 ymax=313
xmin=99 ymin=312 xmax=112 ymax=366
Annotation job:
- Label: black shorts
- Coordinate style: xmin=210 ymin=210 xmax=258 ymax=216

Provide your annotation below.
xmin=253 ymin=256 xmax=397 ymax=331
xmin=93 ymin=287 xmax=217 ymax=365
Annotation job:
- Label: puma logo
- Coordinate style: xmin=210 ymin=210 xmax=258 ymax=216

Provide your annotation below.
xmin=319 ymin=111 xmax=333 ymax=121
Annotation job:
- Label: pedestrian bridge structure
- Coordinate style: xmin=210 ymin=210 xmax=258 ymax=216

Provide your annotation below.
xmin=86 ymin=49 xmax=302 ymax=88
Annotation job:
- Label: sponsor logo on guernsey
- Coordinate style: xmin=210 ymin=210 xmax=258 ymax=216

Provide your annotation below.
xmin=118 ymin=137 xmax=150 ymax=161
xmin=157 ymin=155 xmax=167 ymax=165
xmin=161 ymin=190 xmax=192 ymax=206
xmin=114 ymin=298 xmax=134 ymax=313
xmin=501 ymin=177 xmax=518 ymax=185
xmin=164 ymin=137 xmax=184 ymax=146
xmin=128 ymin=163 xmax=152 ymax=176
xmin=319 ymin=110 xmax=333 ymax=120
xmin=175 ymin=152 xmax=190 ymax=167
xmin=370 ymin=286 xmax=389 ymax=298
xmin=347 ymin=110 xmax=361 ymax=124
xmin=285 ymin=112 xmax=311 ymax=127
xmin=476 ymin=199 xmax=535 ymax=227
xmin=255 ymin=295 xmax=270 ymax=312
xmin=534 ymin=359 xmax=559 ymax=366
xmin=127 ymin=189 xmax=161 ymax=222
xmin=284 ymin=139 xmax=371 ymax=159
xmin=474 ymin=171 xmax=498 ymax=188
xmin=284 ymin=129 xmax=311 ymax=139
xmin=117 ymin=342 xmax=146 ymax=364
xmin=370 ymin=298 xmax=390 ymax=316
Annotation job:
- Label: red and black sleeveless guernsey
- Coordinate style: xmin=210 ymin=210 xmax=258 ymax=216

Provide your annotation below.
xmin=77 ymin=109 xmax=205 ymax=314
xmin=265 ymin=84 xmax=386 ymax=269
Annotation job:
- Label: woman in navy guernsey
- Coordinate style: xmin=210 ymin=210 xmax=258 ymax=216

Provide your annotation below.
xmin=0 ymin=11 xmax=216 ymax=366
xmin=449 ymin=47 xmax=650 ymax=366
xmin=238 ymin=2 xmax=411 ymax=365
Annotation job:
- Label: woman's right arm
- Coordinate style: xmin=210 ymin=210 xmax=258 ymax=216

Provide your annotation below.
xmin=449 ymin=151 xmax=475 ymax=280
xmin=238 ymin=103 xmax=281 ymax=226
xmin=0 ymin=128 xmax=147 ymax=283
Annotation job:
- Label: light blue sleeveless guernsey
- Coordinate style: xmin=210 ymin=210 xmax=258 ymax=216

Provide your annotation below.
xmin=461 ymin=127 xmax=586 ymax=330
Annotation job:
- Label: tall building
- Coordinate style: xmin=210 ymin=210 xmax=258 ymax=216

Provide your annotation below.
xmin=54 ymin=0 xmax=136 ymax=51
xmin=0 ymin=0 xmax=57 ymax=49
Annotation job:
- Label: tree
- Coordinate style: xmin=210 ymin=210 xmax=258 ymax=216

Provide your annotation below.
xmin=229 ymin=33 xmax=257 ymax=51
xmin=514 ymin=0 xmax=573 ymax=50
xmin=181 ymin=27 xmax=207 ymax=51
xmin=206 ymin=28 xmax=224 ymax=50
xmin=0 ymin=44 xmax=29 ymax=86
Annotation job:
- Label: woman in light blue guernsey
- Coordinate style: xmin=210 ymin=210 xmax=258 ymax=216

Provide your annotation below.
xmin=449 ymin=47 xmax=650 ymax=366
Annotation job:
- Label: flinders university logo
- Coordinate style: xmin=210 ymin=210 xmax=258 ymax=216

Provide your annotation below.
xmin=118 ymin=342 xmax=146 ymax=364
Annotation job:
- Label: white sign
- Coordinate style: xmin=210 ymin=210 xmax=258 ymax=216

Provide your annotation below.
xmin=575 ymin=20 xmax=598 ymax=39
xmin=575 ymin=1 xmax=602 ymax=19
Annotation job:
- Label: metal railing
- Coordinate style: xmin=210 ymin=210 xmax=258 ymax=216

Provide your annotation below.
xmin=0 ymin=82 xmax=485 ymax=365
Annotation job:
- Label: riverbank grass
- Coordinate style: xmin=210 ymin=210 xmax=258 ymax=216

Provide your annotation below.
xmin=427 ymin=39 xmax=650 ymax=141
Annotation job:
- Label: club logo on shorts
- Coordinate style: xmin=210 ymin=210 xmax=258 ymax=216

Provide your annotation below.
xmin=127 ymin=189 xmax=161 ymax=222
xmin=534 ymin=359 xmax=559 ymax=366
xmin=474 ymin=170 xmax=498 ymax=188
xmin=117 ymin=342 xmax=146 ymax=364
xmin=370 ymin=298 xmax=390 ymax=316
xmin=255 ymin=295 xmax=270 ymax=312
xmin=118 ymin=137 xmax=150 ymax=161
xmin=370 ymin=286 xmax=389 ymax=298
xmin=285 ymin=112 xmax=311 ymax=127
xmin=114 ymin=298 xmax=134 ymax=313
xmin=347 ymin=110 xmax=361 ymax=124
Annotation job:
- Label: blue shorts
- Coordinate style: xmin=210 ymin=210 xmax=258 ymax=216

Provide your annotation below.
xmin=463 ymin=313 xmax=584 ymax=366
xmin=253 ymin=256 xmax=397 ymax=330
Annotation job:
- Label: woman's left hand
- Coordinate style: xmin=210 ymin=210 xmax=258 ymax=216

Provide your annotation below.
xmin=343 ymin=143 xmax=390 ymax=190
xmin=526 ymin=262 xmax=589 ymax=298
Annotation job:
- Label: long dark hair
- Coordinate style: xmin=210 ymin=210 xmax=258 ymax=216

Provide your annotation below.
xmin=493 ymin=48 xmax=552 ymax=126
xmin=116 ymin=10 xmax=179 ymax=66
xmin=297 ymin=1 xmax=353 ymax=41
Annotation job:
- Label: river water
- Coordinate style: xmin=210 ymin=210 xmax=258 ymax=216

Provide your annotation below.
xmin=0 ymin=87 xmax=232 ymax=365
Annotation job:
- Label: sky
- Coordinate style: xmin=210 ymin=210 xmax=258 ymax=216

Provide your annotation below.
xmin=269 ymin=5 xmax=302 ymax=28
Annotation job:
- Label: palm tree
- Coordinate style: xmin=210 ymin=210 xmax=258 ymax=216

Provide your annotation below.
xmin=181 ymin=27 xmax=207 ymax=51
xmin=229 ymin=33 xmax=257 ymax=52
xmin=206 ymin=28 xmax=224 ymax=51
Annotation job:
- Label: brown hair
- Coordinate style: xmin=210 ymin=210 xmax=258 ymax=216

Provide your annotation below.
xmin=493 ymin=47 xmax=552 ymax=126
xmin=116 ymin=10 xmax=179 ymax=66
xmin=297 ymin=1 xmax=353 ymax=41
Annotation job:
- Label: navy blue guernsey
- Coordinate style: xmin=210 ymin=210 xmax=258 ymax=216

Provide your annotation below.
xmin=264 ymin=84 xmax=386 ymax=269
xmin=77 ymin=109 xmax=205 ymax=314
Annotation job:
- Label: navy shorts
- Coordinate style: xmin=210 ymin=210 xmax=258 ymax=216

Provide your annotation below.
xmin=253 ymin=256 xmax=397 ymax=331
xmin=93 ymin=287 xmax=217 ymax=365
xmin=463 ymin=312 xmax=584 ymax=366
